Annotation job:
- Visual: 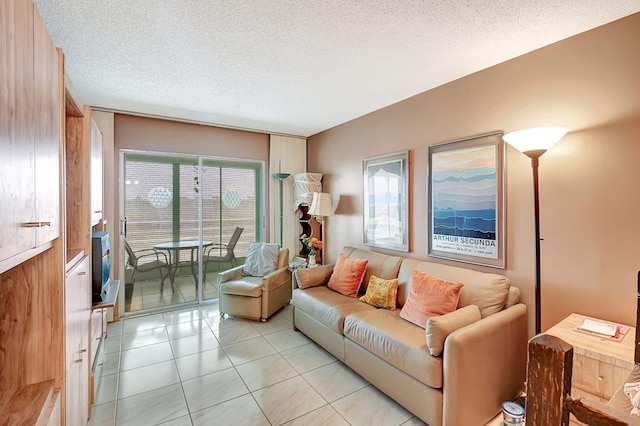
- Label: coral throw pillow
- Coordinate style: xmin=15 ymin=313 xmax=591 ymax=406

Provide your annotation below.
xmin=327 ymin=253 xmax=368 ymax=297
xmin=359 ymin=275 xmax=399 ymax=310
xmin=399 ymin=269 xmax=464 ymax=328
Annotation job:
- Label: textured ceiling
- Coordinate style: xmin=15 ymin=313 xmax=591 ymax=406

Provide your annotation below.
xmin=34 ymin=1 xmax=640 ymax=137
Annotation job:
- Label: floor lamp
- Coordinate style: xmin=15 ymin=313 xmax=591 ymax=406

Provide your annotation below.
xmin=273 ymin=173 xmax=290 ymax=247
xmin=503 ymin=126 xmax=568 ymax=335
xmin=308 ymin=192 xmax=333 ymax=265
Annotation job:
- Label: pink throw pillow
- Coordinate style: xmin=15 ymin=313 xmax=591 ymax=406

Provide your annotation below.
xmin=399 ymin=269 xmax=464 ymax=328
xmin=327 ymin=253 xmax=368 ymax=297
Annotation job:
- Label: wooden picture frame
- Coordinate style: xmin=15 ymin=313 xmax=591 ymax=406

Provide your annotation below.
xmin=428 ymin=132 xmax=505 ymax=268
xmin=363 ymin=151 xmax=409 ymax=252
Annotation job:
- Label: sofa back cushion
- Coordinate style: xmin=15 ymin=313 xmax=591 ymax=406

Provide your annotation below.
xmin=342 ymin=246 xmax=403 ymax=293
xmin=398 ymin=260 xmax=510 ymax=318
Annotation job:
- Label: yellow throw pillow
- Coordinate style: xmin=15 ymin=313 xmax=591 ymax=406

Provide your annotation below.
xmin=359 ymin=275 xmax=399 ymax=310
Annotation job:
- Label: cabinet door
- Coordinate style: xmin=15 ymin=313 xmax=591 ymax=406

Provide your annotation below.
xmin=90 ymin=120 xmax=103 ymax=225
xmin=33 ymin=5 xmax=61 ymax=245
xmin=65 ymin=257 xmax=91 ymax=424
xmin=0 ymin=0 xmax=36 ymax=261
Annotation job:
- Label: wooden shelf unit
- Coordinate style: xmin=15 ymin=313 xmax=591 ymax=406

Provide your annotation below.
xmin=0 ymin=1 xmax=66 ymax=425
xmin=0 ymin=381 xmax=60 ymax=425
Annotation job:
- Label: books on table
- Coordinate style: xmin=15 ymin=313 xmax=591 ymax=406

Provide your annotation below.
xmin=578 ymin=318 xmax=619 ymax=338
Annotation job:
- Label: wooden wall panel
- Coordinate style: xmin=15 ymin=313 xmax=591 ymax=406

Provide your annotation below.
xmin=0 ymin=244 xmax=63 ymax=391
xmin=65 ymin=113 xmax=91 ymax=256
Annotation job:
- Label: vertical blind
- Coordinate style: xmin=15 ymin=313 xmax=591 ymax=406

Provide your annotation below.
xmin=124 ymin=153 xmax=261 ymax=264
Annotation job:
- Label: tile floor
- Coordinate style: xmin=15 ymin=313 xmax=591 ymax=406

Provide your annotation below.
xmin=91 ymin=302 xmax=504 ymax=426
xmin=126 ymin=274 xmax=219 ymax=313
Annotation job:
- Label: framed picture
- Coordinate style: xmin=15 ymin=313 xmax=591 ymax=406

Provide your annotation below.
xmin=428 ymin=132 xmax=505 ymax=268
xmin=363 ymin=151 xmax=409 ymax=252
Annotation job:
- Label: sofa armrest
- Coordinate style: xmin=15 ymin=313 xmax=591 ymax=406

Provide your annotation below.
xmin=442 ymin=303 xmax=528 ymax=425
xmin=218 ymin=265 xmax=244 ymax=286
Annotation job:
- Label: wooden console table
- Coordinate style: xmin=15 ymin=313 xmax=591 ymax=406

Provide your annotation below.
xmin=545 ymin=313 xmax=635 ymax=403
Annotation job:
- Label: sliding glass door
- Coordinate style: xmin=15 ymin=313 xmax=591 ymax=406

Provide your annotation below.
xmin=121 ymin=151 xmax=262 ymax=314
xmin=200 ymin=159 xmax=261 ymax=302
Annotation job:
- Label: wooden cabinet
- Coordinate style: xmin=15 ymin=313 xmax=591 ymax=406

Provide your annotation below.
xmin=0 ymin=0 xmax=35 ymax=263
xmin=0 ymin=0 xmax=60 ymax=272
xmin=90 ymin=309 xmax=104 ymax=371
xmin=545 ymin=313 xmax=635 ymax=403
xmin=65 ymin=256 xmax=91 ymax=424
xmin=89 ymin=308 xmax=104 ymax=406
xmin=33 ymin=3 xmax=62 ymax=247
xmin=90 ymin=120 xmax=103 ymax=226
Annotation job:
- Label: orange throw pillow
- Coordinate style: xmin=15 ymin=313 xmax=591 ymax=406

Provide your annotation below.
xmin=327 ymin=253 xmax=368 ymax=297
xmin=399 ymin=269 xmax=464 ymax=328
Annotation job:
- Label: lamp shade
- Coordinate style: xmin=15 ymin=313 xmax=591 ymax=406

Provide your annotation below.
xmin=503 ymin=127 xmax=568 ymax=154
xmin=308 ymin=192 xmax=333 ymax=217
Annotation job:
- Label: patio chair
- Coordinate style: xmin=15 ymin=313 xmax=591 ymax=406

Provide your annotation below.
xmin=202 ymin=227 xmax=243 ymax=284
xmin=124 ymin=240 xmax=172 ymax=291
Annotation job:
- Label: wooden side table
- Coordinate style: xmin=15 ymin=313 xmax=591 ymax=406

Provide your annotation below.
xmin=545 ymin=313 xmax=635 ymax=403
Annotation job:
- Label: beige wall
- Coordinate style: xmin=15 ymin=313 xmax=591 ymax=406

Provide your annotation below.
xmin=114 ymin=114 xmax=269 ymax=159
xmin=308 ymin=13 xmax=640 ymax=335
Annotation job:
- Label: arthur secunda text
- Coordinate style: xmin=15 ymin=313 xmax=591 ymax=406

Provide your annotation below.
xmin=432 ymin=235 xmax=497 ymax=259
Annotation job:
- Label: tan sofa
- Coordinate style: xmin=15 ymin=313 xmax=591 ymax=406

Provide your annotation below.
xmin=218 ymin=249 xmax=292 ymax=321
xmin=292 ymin=246 xmax=527 ymax=426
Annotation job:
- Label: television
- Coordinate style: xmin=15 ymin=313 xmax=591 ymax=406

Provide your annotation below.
xmin=91 ymin=231 xmax=111 ymax=302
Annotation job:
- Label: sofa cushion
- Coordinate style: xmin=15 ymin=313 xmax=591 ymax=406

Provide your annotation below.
xmin=343 ymin=246 xmax=403 ymax=293
xmin=219 ymin=276 xmax=264 ymax=297
xmin=426 ymin=305 xmax=481 ymax=356
xmin=504 ymin=286 xmax=521 ymax=308
xmin=327 ymin=253 xmax=368 ymax=297
xmin=292 ymin=287 xmax=375 ymax=334
xmin=399 ymin=270 xmax=463 ymax=328
xmin=344 ymin=310 xmax=443 ymax=389
xmin=243 ymin=242 xmax=280 ymax=276
xmin=295 ymin=264 xmax=334 ymax=289
xmin=358 ymin=275 xmax=399 ymax=310
xmin=401 ymin=261 xmax=510 ymax=318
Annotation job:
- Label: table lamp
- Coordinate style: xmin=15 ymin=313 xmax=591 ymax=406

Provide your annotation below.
xmin=308 ymin=192 xmax=333 ymax=264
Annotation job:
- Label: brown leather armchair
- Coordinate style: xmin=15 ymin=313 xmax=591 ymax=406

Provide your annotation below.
xmin=217 ymin=248 xmax=291 ymax=322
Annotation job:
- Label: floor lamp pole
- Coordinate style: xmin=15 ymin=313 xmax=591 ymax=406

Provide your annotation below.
xmin=279 ymin=178 xmax=284 ymax=246
xmin=273 ymin=173 xmax=290 ymax=247
xmin=531 ymin=156 xmax=542 ymax=335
